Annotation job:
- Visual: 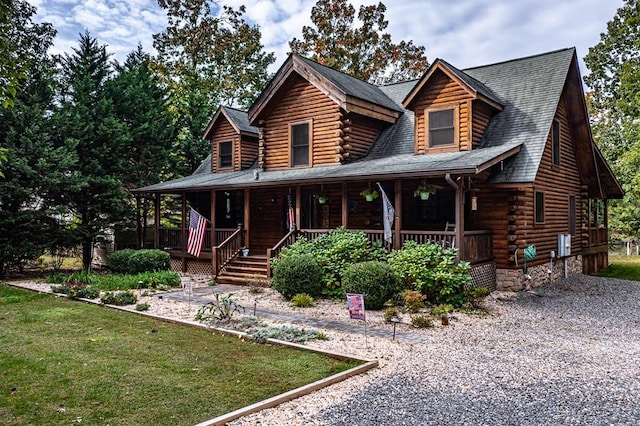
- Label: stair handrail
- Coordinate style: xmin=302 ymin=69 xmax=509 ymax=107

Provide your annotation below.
xmin=213 ymin=227 xmax=243 ymax=277
xmin=266 ymin=229 xmax=300 ymax=278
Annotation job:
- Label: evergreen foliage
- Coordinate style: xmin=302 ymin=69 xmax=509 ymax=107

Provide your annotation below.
xmin=584 ymin=0 xmax=640 ymax=239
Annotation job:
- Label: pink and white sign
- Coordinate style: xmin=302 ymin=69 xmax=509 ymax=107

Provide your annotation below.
xmin=346 ymin=293 xmax=366 ymax=321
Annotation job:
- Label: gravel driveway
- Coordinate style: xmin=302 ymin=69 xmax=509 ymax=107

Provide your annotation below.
xmin=234 ymin=275 xmax=640 ymax=425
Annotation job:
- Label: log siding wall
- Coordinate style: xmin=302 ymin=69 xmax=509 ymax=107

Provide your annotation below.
xmin=259 ymin=74 xmax=343 ymax=169
xmin=412 ymin=70 xmax=474 ymax=154
xmin=342 ymin=114 xmax=384 ymax=160
xmin=209 ymin=119 xmax=238 ymax=173
xmin=472 ymin=101 xmax=494 ymax=148
xmin=208 ymin=117 xmax=258 ymax=173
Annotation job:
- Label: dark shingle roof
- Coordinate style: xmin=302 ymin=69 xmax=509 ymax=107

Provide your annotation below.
xmin=438 ymin=59 xmax=504 ymax=106
xmin=135 ymin=143 xmax=522 ymax=193
xmin=137 ymin=48 xmax=579 ymax=193
xmin=222 ymin=106 xmax=258 ymax=135
xmin=464 ymin=48 xmax=575 ymax=183
xmin=297 ymin=56 xmax=403 ymax=112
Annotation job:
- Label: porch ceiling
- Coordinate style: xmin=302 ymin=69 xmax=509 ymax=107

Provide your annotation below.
xmin=134 ymin=143 xmax=522 ymax=194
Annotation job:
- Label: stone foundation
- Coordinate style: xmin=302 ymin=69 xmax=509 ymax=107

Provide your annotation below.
xmin=496 ymin=255 xmax=582 ymax=292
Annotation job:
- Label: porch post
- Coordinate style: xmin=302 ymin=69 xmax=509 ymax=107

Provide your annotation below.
xmin=341 ymin=183 xmax=348 ymax=228
xmin=211 ymin=190 xmax=216 ymax=276
xmin=446 ymin=174 xmax=464 ymax=262
xmin=244 ymin=188 xmax=250 ymax=247
xmin=154 ymin=193 xmax=160 ymax=249
xmin=295 ymin=185 xmax=302 ymax=229
xmin=456 ymin=181 xmax=465 ymax=262
xmin=394 ymin=180 xmax=402 ymax=250
xmin=180 ymin=191 xmax=187 ymax=272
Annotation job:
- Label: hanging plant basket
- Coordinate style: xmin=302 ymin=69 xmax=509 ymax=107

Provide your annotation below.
xmin=414 ymin=180 xmax=438 ymax=200
xmin=316 ymin=194 xmax=329 ymax=204
xmin=360 ymin=188 xmax=379 ymax=202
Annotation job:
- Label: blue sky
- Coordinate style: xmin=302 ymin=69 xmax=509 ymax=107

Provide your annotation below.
xmin=28 ymin=0 xmax=623 ymax=81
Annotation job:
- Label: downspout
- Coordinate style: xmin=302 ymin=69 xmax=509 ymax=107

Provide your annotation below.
xmin=445 ymin=173 xmax=463 ymax=262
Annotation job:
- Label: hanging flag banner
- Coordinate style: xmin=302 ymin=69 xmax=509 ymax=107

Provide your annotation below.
xmin=187 ymin=207 xmax=208 ymax=257
xmin=377 ymin=182 xmax=395 ymax=245
xmin=286 ymin=193 xmax=296 ymax=231
xmin=346 ymin=293 xmax=366 ymax=321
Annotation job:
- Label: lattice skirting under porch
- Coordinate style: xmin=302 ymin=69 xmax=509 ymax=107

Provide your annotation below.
xmin=169 ymin=258 xmax=212 ymax=275
xmin=469 ymin=262 xmax=496 ymax=291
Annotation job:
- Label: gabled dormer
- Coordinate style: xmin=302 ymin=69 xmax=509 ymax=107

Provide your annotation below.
xmin=403 ymin=59 xmax=504 ymax=155
xmin=202 ymin=106 xmax=258 ymax=173
xmin=247 ymin=53 xmax=402 ymax=170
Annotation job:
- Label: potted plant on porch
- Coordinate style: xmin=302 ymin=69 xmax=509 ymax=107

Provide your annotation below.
xmin=315 ymin=193 xmax=329 ymax=204
xmin=360 ymin=187 xmax=379 ymax=202
xmin=414 ymin=180 xmax=437 ymax=200
xmin=241 ymin=246 xmax=249 ymax=256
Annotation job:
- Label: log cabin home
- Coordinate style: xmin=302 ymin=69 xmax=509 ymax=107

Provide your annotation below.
xmin=135 ymin=48 xmax=623 ymax=291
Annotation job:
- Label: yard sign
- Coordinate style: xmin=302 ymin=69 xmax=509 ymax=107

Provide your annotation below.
xmin=346 ymin=293 xmax=366 ymax=321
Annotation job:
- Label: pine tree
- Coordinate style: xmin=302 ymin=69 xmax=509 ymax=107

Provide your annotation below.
xmin=109 ymin=45 xmax=176 ymax=248
xmin=54 ymin=32 xmax=130 ymax=270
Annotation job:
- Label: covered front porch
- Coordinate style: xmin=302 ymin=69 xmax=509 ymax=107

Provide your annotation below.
xmin=151 ymin=176 xmax=494 ymax=278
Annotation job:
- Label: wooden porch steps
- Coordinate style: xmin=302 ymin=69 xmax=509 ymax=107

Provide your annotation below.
xmin=216 ymin=254 xmax=269 ymax=285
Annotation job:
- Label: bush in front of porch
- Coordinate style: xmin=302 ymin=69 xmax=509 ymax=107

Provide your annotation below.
xmin=272 ymin=228 xmax=386 ymax=299
xmin=271 ymin=254 xmax=325 ymax=300
xmin=388 ymin=241 xmax=470 ymax=307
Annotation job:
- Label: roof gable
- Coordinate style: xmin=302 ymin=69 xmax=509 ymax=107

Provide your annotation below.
xmin=403 ymin=59 xmax=504 ymax=111
xmin=248 ymin=53 xmax=402 ymax=124
xmin=203 ymin=106 xmax=257 ymax=140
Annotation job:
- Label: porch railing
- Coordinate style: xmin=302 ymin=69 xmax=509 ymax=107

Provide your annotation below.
xmin=158 ymin=227 xmax=238 ymax=252
xmin=266 ymin=229 xmax=300 ymax=278
xmin=213 ymin=228 xmax=243 ymax=277
xmin=400 ymin=230 xmax=455 ymax=247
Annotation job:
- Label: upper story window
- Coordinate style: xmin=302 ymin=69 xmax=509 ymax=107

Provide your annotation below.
xmin=218 ymin=141 xmax=233 ymax=169
xmin=535 ymin=191 xmax=545 ymax=223
xmin=552 ymin=120 xmax=560 ymax=166
xmin=426 ymin=105 xmax=458 ymax=149
xmin=290 ymin=119 xmax=312 ymax=167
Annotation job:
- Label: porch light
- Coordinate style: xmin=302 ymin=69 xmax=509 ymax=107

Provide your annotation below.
xmin=471 ymin=195 xmax=478 ymax=211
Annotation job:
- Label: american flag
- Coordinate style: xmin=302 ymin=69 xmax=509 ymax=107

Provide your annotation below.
xmin=187 ymin=208 xmax=208 ymax=257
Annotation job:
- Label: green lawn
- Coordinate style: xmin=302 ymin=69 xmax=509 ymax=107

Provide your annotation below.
xmin=597 ymin=255 xmax=640 ymax=281
xmin=0 ymin=285 xmax=359 ymax=425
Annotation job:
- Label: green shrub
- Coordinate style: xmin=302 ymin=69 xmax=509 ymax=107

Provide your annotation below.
xmin=100 ymin=290 xmax=138 ymax=306
xmin=108 ymin=249 xmax=170 ymax=274
xmin=383 ymin=306 xmax=401 ymax=323
xmin=411 ymin=315 xmax=434 ymax=328
xmin=403 ymin=290 xmax=425 ymax=313
xmin=135 ymin=303 xmax=150 ymax=311
xmin=342 ymin=261 xmax=398 ymax=310
xmin=465 ymin=286 xmax=491 ymax=308
xmin=431 ymin=304 xmax=454 ymax=318
xmin=51 ymin=283 xmax=99 ymax=299
xmin=62 ymin=271 xmax=180 ymax=292
xmin=290 ymin=293 xmax=315 ymax=308
xmin=195 ymin=293 xmax=244 ymax=322
xmin=388 ymin=241 xmax=470 ymax=307
xmin=46 ymin=272 xmax=67 ymax=284
xmin=234 ymin=318 xmax=328 ymax=344
xmin=272 ymin=228 xmax=386 ymax=298
xmin=271 ymin=254 xmax=325 ymax=300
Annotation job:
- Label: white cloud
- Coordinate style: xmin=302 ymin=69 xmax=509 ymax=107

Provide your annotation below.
xmin=29 ymin=0 xmax=624 ymax=77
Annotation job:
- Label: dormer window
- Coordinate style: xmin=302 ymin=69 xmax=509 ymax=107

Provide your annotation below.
xmin=426 ymin=105 xmax=459 ymax=149
xmin=218 ymin=141 xmax=233 ymax=169
xmin=290 ymin=119 xmax=312 ymax=167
